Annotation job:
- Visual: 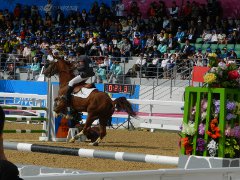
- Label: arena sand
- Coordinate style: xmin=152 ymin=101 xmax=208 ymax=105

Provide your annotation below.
xmin=3 ymin=123 xmax=180 ymax=172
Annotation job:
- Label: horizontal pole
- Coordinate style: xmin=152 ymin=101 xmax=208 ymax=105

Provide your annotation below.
xmin=5 ymin=117 xmax=47 ymax=121
xmin=4 ymin=142 xmax=179 ymax=165
xmin=2 ymin=105 xmax=47 ymax=111
xmin=3 ymin=130 xmax=46 ymax=133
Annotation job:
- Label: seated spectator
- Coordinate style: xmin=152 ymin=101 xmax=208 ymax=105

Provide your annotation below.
xmin=217 ymin=30 xmax=226 ymax=44
xmin=181 ymin=39 xmax=193 ymax=58
xmin=126 ymin=53 xmax=146 ymax=77
xmin=210 ymin=30 xmax=218 ymax=44
xmin=108 ymin=60 xmax=123 ymax=83
xmin=158 ymin=32 xmax=166 ymax=43
xmin=221 ymin=47 xmax=228 ymax=60
xmin=132 ymin=33 xmax=141 ymax=55
xmin=157 ymin=41 xmax=167 ymax=54
xmin=167 ymin=34 xmax=174 ymax=50
xmin=94 ymin=64 xmax=107 ymax=83
xmin=202 ymin=30 xmax=212 ymax=44
xmin=228 ymin=48 xmax=237 ymax=59
xmin=175 ymin=26 xmax=185 ymax=43
xmin=144 ymin=33 xmax=154 ymax=51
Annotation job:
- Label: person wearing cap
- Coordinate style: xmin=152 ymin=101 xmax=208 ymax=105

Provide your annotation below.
xmin=221 ymin=47 xmax=228 ymax=60
xmin=62 ymin=55 xmax=95 ymax=105
xmin=175 ymin=26 xmax=185 ymax=42
xmin=0 ymin=106 xmax=23 ymax=180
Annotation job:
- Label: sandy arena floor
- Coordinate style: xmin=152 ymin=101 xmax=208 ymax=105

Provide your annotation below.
xmin=3 ymin=122 xmax=180 ymax=172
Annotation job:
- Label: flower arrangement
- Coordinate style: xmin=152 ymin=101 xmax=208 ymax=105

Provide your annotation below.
xmin=180 ymin=96 xmax=240 ymax=157
xmin=203 ymin=56 xmax=240 ymax=88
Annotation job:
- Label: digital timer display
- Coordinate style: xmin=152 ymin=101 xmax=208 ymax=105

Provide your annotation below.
xmin=104 ymin=84 xmax=133 ymax=94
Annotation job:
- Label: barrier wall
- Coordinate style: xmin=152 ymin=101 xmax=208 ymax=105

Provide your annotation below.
xmin=0 ymin=79 xmax=140 ymax=115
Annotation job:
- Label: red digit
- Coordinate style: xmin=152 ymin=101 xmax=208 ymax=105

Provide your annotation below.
xmin=109 ymin=85 xmax=112 ymax=92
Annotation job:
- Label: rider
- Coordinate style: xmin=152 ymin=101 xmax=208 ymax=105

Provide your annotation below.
xmin=63 ymin=55 xmax=95 ymax=105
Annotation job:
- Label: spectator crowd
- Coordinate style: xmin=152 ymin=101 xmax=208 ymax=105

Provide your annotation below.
xmin=0 ymin=0 xmax=239 ymax=82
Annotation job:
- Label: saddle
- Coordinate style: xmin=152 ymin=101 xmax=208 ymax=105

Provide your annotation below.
xmin=72 ymin=82 xmax=96 ymax=94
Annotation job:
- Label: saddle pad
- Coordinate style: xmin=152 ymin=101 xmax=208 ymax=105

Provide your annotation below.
xmin=73 ymin=87 xmax=96 ymax=98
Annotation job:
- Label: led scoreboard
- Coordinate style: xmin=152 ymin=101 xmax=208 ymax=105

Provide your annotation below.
xmin=104 ymin=83 xmax=134 ymax=94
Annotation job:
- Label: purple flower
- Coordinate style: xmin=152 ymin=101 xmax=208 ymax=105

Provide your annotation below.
xmin=213 ymin=99 xmax=220 ymax=114
xmin=226 ymin=113 xmax=237 ymax=121
xmin=196 ymin=138 xmax=205 ymax=152
xmin=213 ymin=99 xmax=220 ymax=106
xmin=231 ymin=126 xmax=240 ymax=139
xmin=226 ymin=101 xmax=236 ymax=111
xmin=179 ymin=124 xmax=183 ymax=131
xmin=198 ymin=123 xmax=205 ymax=135
xmin=215 ymin=106 xmax=220 ymax=114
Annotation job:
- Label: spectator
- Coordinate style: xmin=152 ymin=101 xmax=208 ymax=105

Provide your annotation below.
xmin=44 ymin=0 xmax=53 ymax=17
xmin=128 ymin=53 xmax=146 ymax=77
xmin=195 ymin=55 xmax=204 ymax=66
xmin=108 ymin=60 xmax=123 ymax=83
xmin=115 ymin=0 xmax=125 ymax=18
xmin=161 ymin=53 xmax=169 ymax=78
xmin=120 ymin=37 xmax=131 ymax=63
xmin=210 ymin=30 xmax=218 ymax=44
xmin=27 ymin=56 xmax=40 ymax=80
xmin=181 ymin=39 xmax=193 ymax=58
xmin=175 ymin=26 xmax=185 ymax=42
xmin=157 ymin=41 xmax=167 ymax=55
xmin=145 ymin=33 xmax=154 ymax=51
xmin=169 ymin=1 xmax=179 ymax=19
xmin=94 ymin=64 xmax=107 ymax=83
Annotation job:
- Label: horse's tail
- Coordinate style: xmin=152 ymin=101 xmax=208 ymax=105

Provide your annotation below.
xmin=113 ymin=97 xmax=136 ymax=117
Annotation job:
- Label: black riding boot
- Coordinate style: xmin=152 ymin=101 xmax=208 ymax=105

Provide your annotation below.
xmin=64 ymin=86 xmax=74 ymax=104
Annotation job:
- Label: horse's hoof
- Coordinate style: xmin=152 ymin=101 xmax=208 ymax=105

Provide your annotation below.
xmin=89 ymin=142 xmax=99 ymax=146
xmin=69 ymin=138 xmax=75 ymax=143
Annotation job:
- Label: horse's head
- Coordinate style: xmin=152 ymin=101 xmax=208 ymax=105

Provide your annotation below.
xmin=43 ymin=61 xmax=58 ymax=78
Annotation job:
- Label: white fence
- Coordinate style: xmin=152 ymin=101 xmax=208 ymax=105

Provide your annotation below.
xmin=22 ymin=167 xmax=240 ymax=180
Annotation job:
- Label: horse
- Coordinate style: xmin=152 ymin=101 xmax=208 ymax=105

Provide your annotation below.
xmin=43 ymin=58 xmax=136 ymax=146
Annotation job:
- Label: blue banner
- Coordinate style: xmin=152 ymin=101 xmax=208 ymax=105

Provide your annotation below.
xmin=0 ymin=0 xmax=112 ymax=16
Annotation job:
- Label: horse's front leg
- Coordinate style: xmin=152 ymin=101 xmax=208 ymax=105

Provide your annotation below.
xmin=68 ymin=130 xmax=84 ymax=143
xmin=89 ymin=123 xmax=106 ymax=146
xmin=69 ymin=114 xmax=95 ymax=143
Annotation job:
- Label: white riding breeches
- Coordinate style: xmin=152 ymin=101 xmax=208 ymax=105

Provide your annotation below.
xmin=68 ymin=75 xmax=89 ymax=87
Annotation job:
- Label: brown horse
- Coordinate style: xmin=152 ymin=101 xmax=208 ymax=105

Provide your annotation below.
xmin=43 ymin=58 xmax=136 ymax=146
